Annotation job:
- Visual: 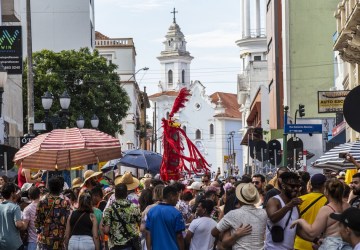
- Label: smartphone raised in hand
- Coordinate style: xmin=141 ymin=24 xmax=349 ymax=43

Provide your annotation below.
xmin=339 ymin=152 xmax=347 ymax=158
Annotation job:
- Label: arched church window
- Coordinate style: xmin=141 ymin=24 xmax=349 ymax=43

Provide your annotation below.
xmin=183 ymin=126 xmax=186 ymax=133
xmin=210 ymin=124 xmax=214 ymax=136
xmin=166 ymin=112 xmax=170 ymax=119
xmin=168 ymin=40 xmax=171 ymax=46
xmin=168 ymin=70 xmax=173 ymax=83
xmin=182 ymin=70 xmax=185 ymax=83
xmin=195 ymin=129 xmax=201 ymax=139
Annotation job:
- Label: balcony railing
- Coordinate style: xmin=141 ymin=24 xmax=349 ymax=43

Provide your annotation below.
xmin=95 ymin=38 xmax=134 ymax=47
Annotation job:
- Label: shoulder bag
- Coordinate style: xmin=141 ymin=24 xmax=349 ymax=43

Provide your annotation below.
xmin=300 ymin=194 xmax=325 ymax=216
xmin=111 ymin=204 xmax=141 ymax=250
xmin=268 ymin=208 xmax=293 ymax=243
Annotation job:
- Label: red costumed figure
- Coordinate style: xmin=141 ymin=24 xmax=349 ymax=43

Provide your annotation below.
xmin=160 ymin=88 xmax=211 ymax=181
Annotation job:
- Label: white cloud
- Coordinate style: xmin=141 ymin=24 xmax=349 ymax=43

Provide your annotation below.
xmin=187 ymin=29 xmax=240 ymax=48
xmin=98 ymin=0 xmax=172 ymax=12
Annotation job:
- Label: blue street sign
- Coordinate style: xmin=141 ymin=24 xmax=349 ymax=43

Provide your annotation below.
xmin=284 ymin=124 xmax=322 ymax=134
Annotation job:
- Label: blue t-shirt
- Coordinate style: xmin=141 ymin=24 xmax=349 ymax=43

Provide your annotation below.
xmin=146 ymin=203 xmax=185 ymax=250
xmin=0 ymin=201 xmax=22 ymax=250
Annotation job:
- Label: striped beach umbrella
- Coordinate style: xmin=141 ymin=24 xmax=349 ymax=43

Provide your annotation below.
xmin=13 ymin=128 xmax=121 ymax=171
xmin=312 ymin=141 xmax=360 ymax=171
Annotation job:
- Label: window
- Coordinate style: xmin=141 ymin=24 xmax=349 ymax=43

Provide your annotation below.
xmin=254 ymin=56 xmax=261 ymax=61
xmin=182 ymin=70 xmax=185 ymax=83
xmin=210 ymin=124 xmax=214 ymax=136
xmin=183 ymin=126 xmax=186 ymax=133
xmin=195 ymin=129 xmax=201 ymax=139
xmin=166 ymin=112 xmax=170 ymax=119
xmin=168 ymin=70 xmax=173 ymax=83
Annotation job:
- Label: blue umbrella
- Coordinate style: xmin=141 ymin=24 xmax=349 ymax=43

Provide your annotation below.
xmin=101 ymin=158 xmax=121 ymax=173
xmin=119 ymin=149 xmax=162 ymax=174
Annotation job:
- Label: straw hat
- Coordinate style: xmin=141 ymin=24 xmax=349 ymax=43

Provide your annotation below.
xmin=235 ymin=183 xmax=260 ymax=205
xmin=72 ymin=177 xmax=82 ymax=188
xmin=81 ymin=170 xmax=103 ymax=187
xmin=115 ymin=172 xmax=139 ymax=190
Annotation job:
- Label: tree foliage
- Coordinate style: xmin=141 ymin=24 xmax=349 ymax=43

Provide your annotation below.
xmin=23 ymin=48 xmax=130 ymax=136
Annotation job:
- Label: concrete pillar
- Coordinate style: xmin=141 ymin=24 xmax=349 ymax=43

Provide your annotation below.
xmin=255 ymin=0 xmax=261 ymax=36
xmin=244 ymin=0 xmax=250 ymax=37
xmin=241 ymin=0 xmax=245 ymax=38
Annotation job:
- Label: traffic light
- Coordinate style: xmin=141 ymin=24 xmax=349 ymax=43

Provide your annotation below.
xmin=299 ymin=104 xmax=305 ymax=117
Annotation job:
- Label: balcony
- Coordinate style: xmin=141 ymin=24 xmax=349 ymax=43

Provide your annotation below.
xmin=333 ymin=0 xmax=360 ymax=64
xmin=95 ymin=38 xmax=134 ymax=47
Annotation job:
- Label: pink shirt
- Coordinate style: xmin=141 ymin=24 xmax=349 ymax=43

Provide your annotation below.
xmin=23 ymin=201 xmax=39 ymax=243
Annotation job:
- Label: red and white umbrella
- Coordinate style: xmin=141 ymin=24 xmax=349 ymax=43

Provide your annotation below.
xmin=13 ymin=128 xmax=122 ymax=170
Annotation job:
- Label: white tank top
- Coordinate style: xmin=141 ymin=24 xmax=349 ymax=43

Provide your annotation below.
xmin=264 ymin=195 xmax=299 ymax=250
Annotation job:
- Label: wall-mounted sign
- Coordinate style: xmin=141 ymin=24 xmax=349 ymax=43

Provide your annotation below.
xmin=0 ymin=26 xmax=22 ymax=74
xmin=318 ymin=90 xmax=349 ymax=113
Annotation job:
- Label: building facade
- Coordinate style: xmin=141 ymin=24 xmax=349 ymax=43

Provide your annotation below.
xmin=236 ymin=0 xmax=269 ymax=174
xmin=150 ymin=15 xmax=242 ymax=175
xmin=95 ymin=31 xmax=145 ymax=150
xmin=333 ymin=0 xmax=360 ymax=142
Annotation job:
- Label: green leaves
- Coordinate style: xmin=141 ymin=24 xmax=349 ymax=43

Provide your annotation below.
xmin=23 ymin=48 xmax=130 ymax=135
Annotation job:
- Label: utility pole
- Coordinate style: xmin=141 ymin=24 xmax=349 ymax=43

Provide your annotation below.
xmin=142 ymin=86 xmax=147 ymax=150
xmin=26 ymin=0 xmax=34 ymax=135
xmin=154 ymin=102 xmax=157 ymax=152
xmin=283 ymin=106 xmax=289 ymax=167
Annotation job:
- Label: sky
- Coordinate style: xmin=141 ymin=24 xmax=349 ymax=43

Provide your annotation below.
xmin=94 ymin=0 xmax=241 ymax=96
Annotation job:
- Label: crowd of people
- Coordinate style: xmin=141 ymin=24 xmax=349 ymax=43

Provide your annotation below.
xmin=1 ymin=163 xmax=360 ymax=250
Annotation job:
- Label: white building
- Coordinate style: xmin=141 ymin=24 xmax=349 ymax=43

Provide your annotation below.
xmin=95 ymin=31 xmax=142 ymax=150
xmin=236 ymin=0 xmax=269 ymax=174
xmin=149 ymin=15 xmax=242 ymax=175
xmin=20 ymin=0 xmax=95 ymax=53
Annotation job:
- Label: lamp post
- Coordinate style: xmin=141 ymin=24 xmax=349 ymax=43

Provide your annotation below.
xmin=41 ymin=90 xmax=99 ymax=130
xmin=126 ymin=67 xmax=149 ymax=82
xmin=0 ymin=63 xmax=7 ymax=176
xmin=0 ymin=64 xmax=7 ymax=118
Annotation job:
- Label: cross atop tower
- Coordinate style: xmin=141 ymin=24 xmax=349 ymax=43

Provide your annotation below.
xmin=171 ymin=8 xmax=178 ymax=23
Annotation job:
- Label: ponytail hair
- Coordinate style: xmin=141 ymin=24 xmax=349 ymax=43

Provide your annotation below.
xmin=325 ymin=178 xmax=344 ymax=203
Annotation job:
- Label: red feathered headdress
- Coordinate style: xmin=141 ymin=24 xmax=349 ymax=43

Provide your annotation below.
xmin=160 ymin=88 xmax=210 ymax=181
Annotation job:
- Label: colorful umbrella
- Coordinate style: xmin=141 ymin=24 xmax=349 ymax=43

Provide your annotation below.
xmin=13 ymin=128 xmax=122 ymax=171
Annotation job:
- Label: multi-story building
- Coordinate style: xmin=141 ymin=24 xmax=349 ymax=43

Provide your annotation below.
xmin=237 ymin=0 xmax=269 ymax=174
xmin=20 ymin=0 xmax=95 ymax=53
xmin=239 ymin=0 xmax=338 ymax=172
xmin=333 ymin=0 xmax=360 ymax=142
xmin=95 ymin=31 xmax=147 ymax=150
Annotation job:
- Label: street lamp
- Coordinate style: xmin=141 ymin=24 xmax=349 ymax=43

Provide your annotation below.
xmin=126 ymin=67 xmax=149 ymax=82
xmin=42 ymin=90 xmax=99 ymax=130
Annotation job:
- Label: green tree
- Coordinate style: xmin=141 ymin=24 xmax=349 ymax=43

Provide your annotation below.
xmin=23 ymin=48 xmax=130 ymax=136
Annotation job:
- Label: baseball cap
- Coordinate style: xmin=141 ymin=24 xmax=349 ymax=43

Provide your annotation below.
xmin=330 ymin=207 xmax=360 ymax=232
xmin=310 ymin=173 xmax=327 ymax=186
xmin=186 ymin=181 xmax=203 ymax=191
xmin=21 ymin=183 xmax=33 ymax=192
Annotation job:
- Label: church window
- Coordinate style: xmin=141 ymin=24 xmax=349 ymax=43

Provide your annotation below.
xmin=195 ymin=103 xmax=201 ymax=110
xmin=210 ymin=124 xmax=214 ymax=136
xmin=182 ymin=70 xmax=185 ymax=83
xmin=254 ymin=56 xmax=261 ymax=61
xmin=195 ymin=129 xmax=201 ymax=139
xmin=183 ymin=126 xmax=186 ymax=133
xmin=168 ymin=40 xmax=171 ymax=46
xmin=168 ymin=70 xmax=173 ymax=83
xmin=166 ymin=112 xmax=170 ymax=119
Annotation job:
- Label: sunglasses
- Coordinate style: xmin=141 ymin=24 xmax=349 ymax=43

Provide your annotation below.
xmin=252 ymin=181 xmax=260 ymax=185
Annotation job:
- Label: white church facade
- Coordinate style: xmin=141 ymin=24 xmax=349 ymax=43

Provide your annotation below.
xmin=149 ymin=11 xmax=243 ymax=175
